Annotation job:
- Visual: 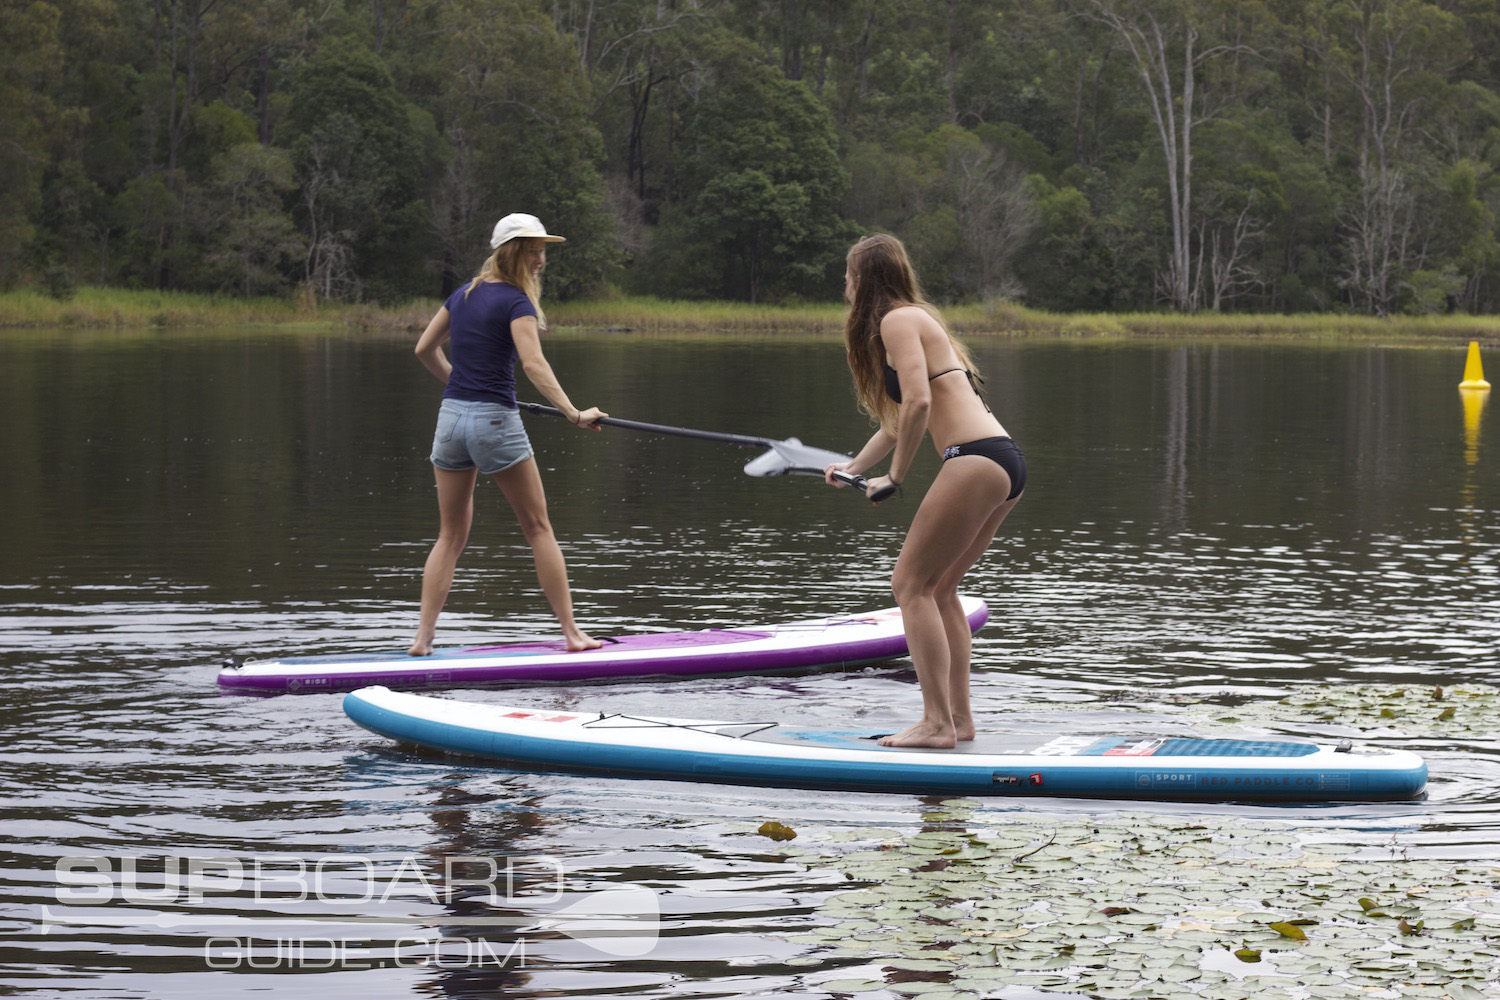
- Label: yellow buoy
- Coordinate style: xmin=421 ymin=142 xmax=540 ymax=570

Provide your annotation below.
xmin=1459 ymin=340 xmax=1490 ymax=389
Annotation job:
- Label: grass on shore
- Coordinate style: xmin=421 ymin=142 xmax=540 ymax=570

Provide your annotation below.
xmin=0 ymin=286 xmax=334 ymax=329
xmin=2 ymin=286 xmax=1497 ymax=343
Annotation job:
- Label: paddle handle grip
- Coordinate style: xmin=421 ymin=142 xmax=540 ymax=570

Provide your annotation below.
xmin=829 ymin=470 xmax=864 ymax=490
xmin=830 ymin=470 xmax=897 ymax=502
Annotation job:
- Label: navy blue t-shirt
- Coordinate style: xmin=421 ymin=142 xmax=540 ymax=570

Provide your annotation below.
xmin=441 ymin=280 xmax=538 ymax=406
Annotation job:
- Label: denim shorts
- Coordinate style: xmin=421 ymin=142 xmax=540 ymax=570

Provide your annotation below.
xmin=429 ymin=399 xmax=534 ymax=475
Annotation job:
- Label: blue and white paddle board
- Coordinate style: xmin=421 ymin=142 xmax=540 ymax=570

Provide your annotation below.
xmin=220 ymin=597 xmax=988 ymax=694
xmin=343 ymin=687 xmax=1428 ymax=803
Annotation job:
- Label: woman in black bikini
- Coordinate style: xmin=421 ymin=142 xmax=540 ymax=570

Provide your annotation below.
xmin=824 ymin=233 xmax=1026 ymax=749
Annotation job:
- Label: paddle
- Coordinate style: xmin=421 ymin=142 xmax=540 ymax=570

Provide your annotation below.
xmin=516 ymin=401 xmax=898 ymax=501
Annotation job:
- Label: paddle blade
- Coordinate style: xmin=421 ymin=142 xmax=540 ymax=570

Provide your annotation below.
xmin=743 ymin=438 xmax=854 ymax=477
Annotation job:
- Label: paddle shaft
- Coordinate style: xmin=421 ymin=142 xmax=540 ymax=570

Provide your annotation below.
xmin=516 ymin=400 xmax=774 ymax=449
xmin=516 ymin=400 xmax=892 ymax=501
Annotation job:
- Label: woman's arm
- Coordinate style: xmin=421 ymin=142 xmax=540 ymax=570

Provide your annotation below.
xmin=414 ymin=307 xmax=453 ymax=383
xmin=512 ymin=315 xmax=605 ymax=428
xmin=824 ymin=422 xmax=896 ymax=492
xmin=845 ymin=428 xmax=896 ymax=476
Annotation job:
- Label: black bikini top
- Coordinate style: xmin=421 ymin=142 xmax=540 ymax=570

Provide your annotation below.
xmin=884 ymin=364 xmax=984 ymax=404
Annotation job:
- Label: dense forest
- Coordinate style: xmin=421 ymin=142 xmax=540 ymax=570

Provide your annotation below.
xmin=4 ymin=0 xmax=1500 ymax=314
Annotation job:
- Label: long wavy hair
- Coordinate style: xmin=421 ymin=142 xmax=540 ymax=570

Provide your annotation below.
xmin=843 ymin=233 xmax=975 ymax=430
xmin=464 ymin=237 xmax=547 ymax=329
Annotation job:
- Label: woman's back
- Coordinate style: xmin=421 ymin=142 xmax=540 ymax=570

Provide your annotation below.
xmin=880 ymin=305 xmax=1006 ymax=448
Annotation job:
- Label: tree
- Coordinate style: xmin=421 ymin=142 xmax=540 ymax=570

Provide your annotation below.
xmin=1186 ymin=118 xmax=1299 ymax=310
xmin=1404 ymin=157 xmax=1500 ymax=312
xmin=642 ymin=50 xmax=850 ymax=301
xmin=194 ymin=142 xmax=301 ymax=295
xmin=1084 ymin=0 xmax=1268 ymax=311
xmin=1297 ymin=0 xmax=1469 ymax=314
xmin=278 ymin=34 xmax=439 ymax=301
xmin=1015 ymin=176 xmax=1109 ymax=309
xmin=842 ymin=125 xmax=1034 ymax=301
xmin=551 ymin=0 xmax=708 ymax=217
xmin=12 ymin=0 xmax=1500 ymax=309
xmin=949 ymin=126 xmax=1037 ymax=297
xmin=427 ymin=0 xmax=613 ymax=299
xmin=0 ymin=1 xmax=72 ymax=287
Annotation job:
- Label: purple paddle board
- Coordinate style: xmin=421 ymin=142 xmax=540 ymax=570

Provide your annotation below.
xmin=218 ymin=595 xmax=989 ymax=694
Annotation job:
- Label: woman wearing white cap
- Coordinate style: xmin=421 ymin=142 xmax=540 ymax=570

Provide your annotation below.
xmin=408 ymin=213 xmax=606 ymax=655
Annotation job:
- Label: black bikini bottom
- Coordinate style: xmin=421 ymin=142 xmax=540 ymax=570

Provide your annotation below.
xmin=942 ymin=436 xmax=1026 ymax=500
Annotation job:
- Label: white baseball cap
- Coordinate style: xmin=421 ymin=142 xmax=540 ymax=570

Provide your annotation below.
xmin=489 ymin=213 xmax=566 ymax=249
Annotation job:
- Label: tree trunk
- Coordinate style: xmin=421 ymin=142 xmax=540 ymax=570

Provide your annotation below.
xmin=946 ymin=0 xmax=960 ymax=123
xmin=1088 ymin=0 xmax=1245 ymax=312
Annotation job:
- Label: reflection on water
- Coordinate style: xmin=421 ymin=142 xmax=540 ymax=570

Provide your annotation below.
xmin=0 ymin=330 xmax=1496 ymax=998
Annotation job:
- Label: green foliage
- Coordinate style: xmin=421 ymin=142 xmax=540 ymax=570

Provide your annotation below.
xmin=279 ymin=34 xmax=439 ymax=302
xmin=776 ymin=802 xmax=1500 ymax=998
xmin=41 ymin=263 xmax=76 ymax=301
xmin=1015 ymin=176 xmax=1112 ymax=311
xmin=841 ymin=124 xmax=1039 ymax=302
xmin=428 ymin=0 xmax=613 ymax=301
xmin=193 ymin=144 xmax=302 ymax=296
xmin=0 ymin=0 xmax=66 ymax=287
xmin=9 ymin=0 xmax=1500 ymax=311
xmin=635 ymin=50 xmax=851 ymax=302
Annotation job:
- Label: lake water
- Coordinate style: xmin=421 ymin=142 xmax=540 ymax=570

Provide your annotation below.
xmin=1 ymin=328 xmax=1497 ymax=999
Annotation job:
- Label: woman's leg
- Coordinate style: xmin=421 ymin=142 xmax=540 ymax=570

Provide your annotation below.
xmin=879 ymin=458 xmax=1014 ymax=747
xmin=409 ymin=466 xmax=479 ymax=656
xmin=933 ymin=491 xmax=1021 ymax=739
xmin=492 ymin=457 xmax=602 ymax=651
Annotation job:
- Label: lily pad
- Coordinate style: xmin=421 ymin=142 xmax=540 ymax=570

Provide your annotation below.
xmin=792 ymin=804 xmax=1500 ymax=997
xmin=816 ymin=979 xmax=887 ymax=993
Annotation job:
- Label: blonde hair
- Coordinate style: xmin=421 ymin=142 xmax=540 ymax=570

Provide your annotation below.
xmin=843 ymin=233 xmax=976 ymax=430
xmin=464 ymin=237 xmax=547 ymax=329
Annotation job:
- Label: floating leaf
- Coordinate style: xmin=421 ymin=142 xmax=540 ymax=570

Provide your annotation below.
xmin=1438 ymin=707 xmax=1456 ymax=721
xmin=1358 ymin=897 xmax=1380 ymax=912
xmin=1268 ymin=921 xmax=1308 ymax=941
xmin=1161 ymin=962 xmax=1202 ymax=983
xmin=1446 ymin=985 xmax=1489 ymax=1000
xmin=1398 ymin=918 xmax=1425 ymax=936
xmin=757 ymin=820 xmax=797 ymax=841
xmin=885 ymin=983 xmax=960 ymax=996
xmin=817 ymin=980 xmax=886 ymax=993
xmin=1235 ymin=948 xmax=1262 ymax=962
xmin=884 ymin=959 xmax=958 ymax=972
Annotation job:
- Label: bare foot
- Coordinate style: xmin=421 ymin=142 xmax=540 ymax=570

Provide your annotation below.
xmin=954 ymin=714 xmax=976 ymax=742
xmin=878 ymin=721 xmax=958 ymax=749
xmin=566 ymin=631 xmax=604 ymax=652
xmin=407 ymin=638 xmax=434 ymax=657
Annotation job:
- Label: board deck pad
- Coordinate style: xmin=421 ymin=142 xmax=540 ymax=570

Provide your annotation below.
xmin=342 ymin=687 xmax=1428 ymax=803
xmin=765 ymin=731 xmax=1320 ymax=758
xmin=218 ymin=596 xmax=988 ymax=694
